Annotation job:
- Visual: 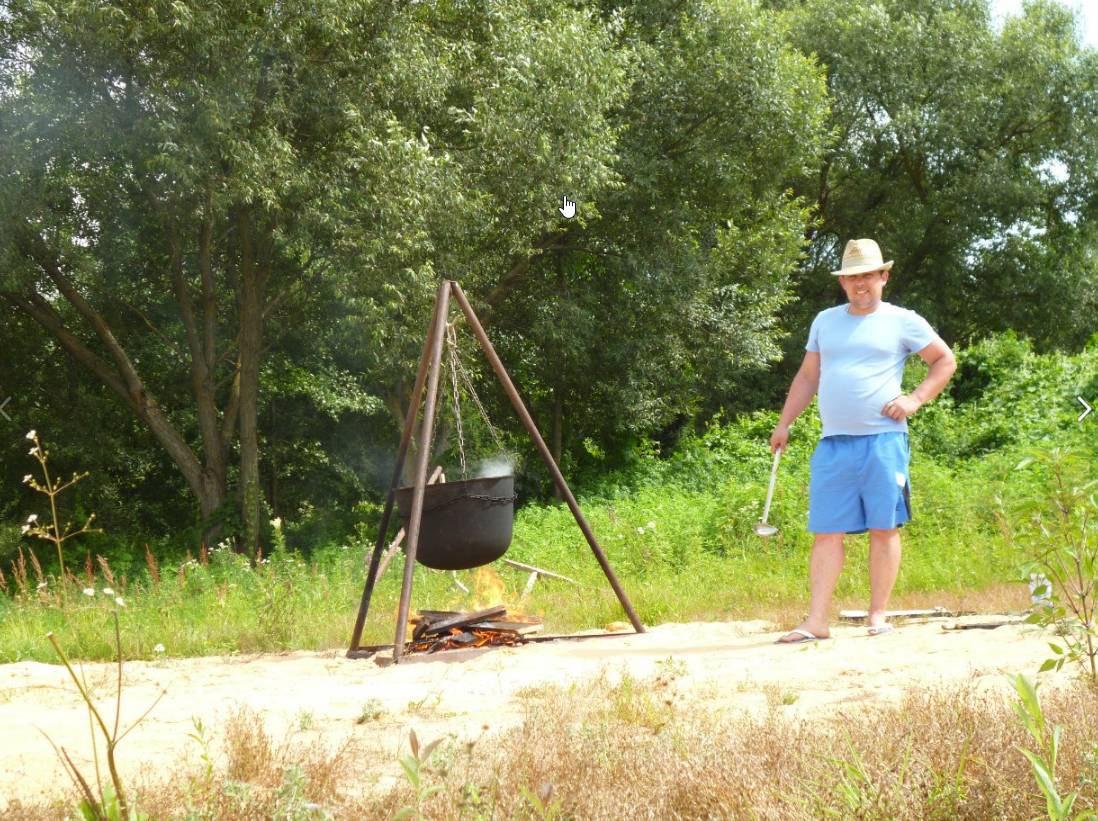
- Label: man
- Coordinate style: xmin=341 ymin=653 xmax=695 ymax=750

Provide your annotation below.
xmin=771 ymin=238 xmax=956 ymax=643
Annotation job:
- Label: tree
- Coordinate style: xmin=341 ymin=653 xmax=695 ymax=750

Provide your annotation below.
xmin=0 ymin=0 xmax=631 ymax=552
xmin=481 ymin=0 xmax=830 ymax=469
xmin=777 ymin=0 xmax=1098 ymax=349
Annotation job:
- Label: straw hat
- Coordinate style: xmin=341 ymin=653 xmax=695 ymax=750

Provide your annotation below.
xmin=831 ymin=238 xmax=894 ymax=276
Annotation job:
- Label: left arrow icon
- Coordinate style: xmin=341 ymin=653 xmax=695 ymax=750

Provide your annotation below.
xmin=1079 ymin=396 xmax=1093 ymax=422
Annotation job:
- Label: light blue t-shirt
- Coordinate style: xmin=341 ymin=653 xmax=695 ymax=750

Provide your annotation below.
xmin=806 ymin=302 xmax=938 ymax=437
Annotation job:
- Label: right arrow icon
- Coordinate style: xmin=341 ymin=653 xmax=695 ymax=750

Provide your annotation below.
xmin=1080 ymin=396 xmax=1093 ymax=422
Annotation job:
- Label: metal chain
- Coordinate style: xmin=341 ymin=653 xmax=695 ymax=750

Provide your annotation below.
xmin=426 ymin=329 xmax=448 ymax=462
xmin=452 ymin=327 xmax=507 ymax=455
xmin=446 ymin=322 xmax=469 ymax=482
xmin=442 ymin=319 xmax=509 ymax=485
xmin=415 ymin=489 xmax=518 ymax=516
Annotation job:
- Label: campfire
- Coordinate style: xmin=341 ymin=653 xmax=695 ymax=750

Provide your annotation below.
xmin=407 ymin=604 xmax=542 ymax=655
xmin=401 ymin=567 xmax=542 ymax=655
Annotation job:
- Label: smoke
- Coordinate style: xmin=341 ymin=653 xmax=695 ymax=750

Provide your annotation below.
xmin=474 ymin=455 xmax=515 ymax=479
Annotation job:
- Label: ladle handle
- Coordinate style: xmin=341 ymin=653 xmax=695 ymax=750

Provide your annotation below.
xmin=761 ymin=447 xmax=782 ymax=524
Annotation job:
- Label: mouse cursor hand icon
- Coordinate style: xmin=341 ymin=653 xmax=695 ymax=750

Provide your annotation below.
xmin=558 ymin=197 xmax=576 ymax=219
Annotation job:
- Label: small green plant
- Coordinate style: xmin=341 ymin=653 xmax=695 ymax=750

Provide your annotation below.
xmin=1014 ymin=449 xmax=1098 ymax=681
xmin=22 ymin=429 xmax=100 ymax=577
xmin=184 ymin=716 xmax=216 ymax=807
xmin=356 ymin=698 xmax=385 ymax=724
xmin=44 ymin=612 xmax=165 ymax=821
xmin=394 ymin=729 xmax=443 ymax=821
xmin=920 ymin=734 xmax=972 ymax=820
xmin=805 ymin=728 xmax=912 ymax=820
xmin=761 ymin=681 xmax=801 ymax=708
xmin=273 ymin=765 xmax=334 ymax=820
xmin=654 ymin=656 xmax=688 ymax=682
xmin=1009 ymin=673 xmax=1096 ymax=820
xmin=519 ymin=782 xmax=566 ymax=821
xmin=72 ymin=782 xmax=145 ymax=821
xmin=457 ymin=782 xmax=495 ymax=820
xmin=1081 ymin=741 xmax=1098 ymax=793
xmin=608 ymin=673 xmax=673 ymax=731
xmin=271 ymin=517 xmax=288 ymax=557
xmin=406 ymin=691 xmax=443 ymax=718
xmin=297 ymin=709 xmax=315 ymax=732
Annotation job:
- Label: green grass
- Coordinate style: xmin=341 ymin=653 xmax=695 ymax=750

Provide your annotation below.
xmin=5 ymin=333 xmax=1097 ymax=662
xmin=0 ymin=441 xmax=1030 ymax=663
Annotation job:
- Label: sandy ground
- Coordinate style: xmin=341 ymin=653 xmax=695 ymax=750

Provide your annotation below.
xmin=0 ymin=614 xmax=1055 ymax=808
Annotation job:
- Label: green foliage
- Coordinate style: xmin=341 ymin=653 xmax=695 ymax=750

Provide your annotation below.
xmin=491 ymin=0 xmax=829 ymax=468
xmin=779 ymin=0 xmax=1098 ymax=350
xmin=518 ymin=783 xmax=567 ymax=821
xmin=180 ymin=765 xmax=334 ymax=821
xmin=0 ymin=0 xmax=1094 ymax=562
xmin=2 ymin=341 xmax=1067 ymax=661
xmin=47 ymin=613 xmax=162 ymax=821
xmin=1012 ymin=449 xmax=1098 ymax=681
xmin=0 ymin=0 xmax=636 ymax=552
xmin=1009 ymin=674 xmax=1097 ymax=821
xmin=74 ymin=782 xmax=149 ymax=821
xmin=908 ymin=334 xmax=1098 ymax=464
xmin=394 ymin=729 xmax=444 ymax=821
xmin=807 ymin=730 xmax=914 ymax=820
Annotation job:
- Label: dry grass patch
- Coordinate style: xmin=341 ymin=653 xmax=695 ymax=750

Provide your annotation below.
xmin=6 ymin=670 xmax=1098 ymax=820
xmin=139 ymin=705 xmax=360 ymax=821
xmin=399 ymin=673 xmax=1098 ymax=821
xmin=886 ymin=582 xmax=1031 ymax=615
xmin=761 ymin=581 xmax=1032 ymax=634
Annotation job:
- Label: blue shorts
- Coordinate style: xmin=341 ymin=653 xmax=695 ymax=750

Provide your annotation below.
xmin=808 ymin=433 xmax=912 ymax=534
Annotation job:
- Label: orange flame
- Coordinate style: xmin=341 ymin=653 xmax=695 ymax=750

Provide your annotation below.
xmin=472 ymin=566 xmax=508 ymax=609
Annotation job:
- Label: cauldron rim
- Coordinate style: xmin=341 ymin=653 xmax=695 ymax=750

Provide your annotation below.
xmin=393 ymin=474 xmax=515 ymax=570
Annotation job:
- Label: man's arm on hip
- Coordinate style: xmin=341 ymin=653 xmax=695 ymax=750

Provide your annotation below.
xmin=883 ymin=339 xmax=957 ymax=421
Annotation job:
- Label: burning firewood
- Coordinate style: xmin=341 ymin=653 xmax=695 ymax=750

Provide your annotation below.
xmin=406 ymin=606 xmax=543 ymax=655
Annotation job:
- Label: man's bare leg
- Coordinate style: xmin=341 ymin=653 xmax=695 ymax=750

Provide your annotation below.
xmin=777 ymin=532 xmax=845 ymax=642
xmin=867 ymin=527 xmax=902 ymax=631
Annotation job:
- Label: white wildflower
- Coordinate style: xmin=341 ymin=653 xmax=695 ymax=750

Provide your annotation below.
xmin=647 ymin=521 xmax=656 ymax=529
xmin=154 ymin=644 xmax=165 ymax=653
xmin=22 ymin=475 xmax=32 ymax=484
xmin=102 ymin=587 xmax=114 ymax=595
xmin=21 ymin=525 xmax=29 ymax=534
xmin=25 ymin=430 xmax=36 ymax=440
xmin=36 ymin=581 xmax=48 ymax=590
xmin=83 ymin=588 xmax=95 ymax=597
xmin=271 ymin=517 xmax=282 ymax=529
xmin=26 ymin=514 xmax=38 ymax=524
xmin=637 ymin=527 xmax=644 ymax=534
xmin=114 ymin=597 xmax=125 ymax=607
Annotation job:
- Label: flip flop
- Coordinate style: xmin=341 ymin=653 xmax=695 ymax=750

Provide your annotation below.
xmin=867 ymin=623 xmax=894 ymax=636
xmin=775 ymin=629 xmax=826 ymax=645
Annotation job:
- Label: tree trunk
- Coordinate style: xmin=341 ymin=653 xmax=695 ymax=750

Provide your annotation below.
xmin=551 ymin=379 xmax=564 ymax=500
xmin=552 ymin=250 xmax=566 ymax=499
xmin=236 ymin=210 xmax=272 ymax=560
xmin=268 ymin=401 xmax=279 ymax=519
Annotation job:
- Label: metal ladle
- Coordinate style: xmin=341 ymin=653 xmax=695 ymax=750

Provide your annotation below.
xmin=754 ymin=447 xmax=782 ymax=537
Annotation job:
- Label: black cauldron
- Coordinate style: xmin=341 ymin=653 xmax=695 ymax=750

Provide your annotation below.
xmin=394 ymin=475 xmax=515 ymax=570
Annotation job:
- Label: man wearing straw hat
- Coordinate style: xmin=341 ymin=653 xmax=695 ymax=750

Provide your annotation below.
xmin=770 ymin=238 xmax=956 ymax=643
